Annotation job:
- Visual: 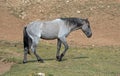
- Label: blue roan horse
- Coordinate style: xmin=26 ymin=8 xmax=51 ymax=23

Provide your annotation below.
xmin=23 ymin=17 xmax=92 ymax=63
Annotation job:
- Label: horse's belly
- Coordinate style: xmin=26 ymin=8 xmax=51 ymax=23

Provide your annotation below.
xmin=41 ymin=23 xmax=60 ymax=40
xmin=41 ymin=32 xmax=58 ymax=40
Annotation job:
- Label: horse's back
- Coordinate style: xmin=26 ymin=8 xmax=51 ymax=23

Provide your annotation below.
xmin=25 ymin=19 xmax=65 ymax=40
xmin=26 ymin=21 xmax=42 ymax=29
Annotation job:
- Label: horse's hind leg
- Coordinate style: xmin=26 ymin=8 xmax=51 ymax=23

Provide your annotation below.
xmin=23 ymin=47 xmax=28 ymax=63
xmin=56 ymin=39 xmax=62 ymax=60
xmin=31 ymin=37 xmax=44 ymax=63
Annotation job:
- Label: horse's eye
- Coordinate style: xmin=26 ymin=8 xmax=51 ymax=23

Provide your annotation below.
xmin=88 ymin=25 xmax=90 ymax=28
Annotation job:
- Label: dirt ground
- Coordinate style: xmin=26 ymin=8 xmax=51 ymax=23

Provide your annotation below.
xmin=0 ymin=0 xmax=120 ymax=74
xmin=0 ymin=62 xmax=13 ymax=75
xmin=0 ymin=0 xmax=120 ymax=46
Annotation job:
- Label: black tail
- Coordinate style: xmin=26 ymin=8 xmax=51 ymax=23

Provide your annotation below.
xmin=23 ymin=27 xmax=31 ymax=55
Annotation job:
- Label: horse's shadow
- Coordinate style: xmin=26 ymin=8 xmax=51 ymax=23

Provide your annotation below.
xmin=19 ymin=56 xmax=88 ymax=64
xmin=72 ymin=56 xmax=89 ymax=59
xmin=44 ymin=58 xmax=56 ymax=61
xmin=44 ymin=56 xmax=89 ymax=62
xmin=27 ymin=58 xmax=55 ymax=63
xmin=24 ymin=58 xmax=67 ymax=63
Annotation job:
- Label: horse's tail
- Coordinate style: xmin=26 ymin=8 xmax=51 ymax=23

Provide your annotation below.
xmin=23 ymin=27 xmax=31 ymax=55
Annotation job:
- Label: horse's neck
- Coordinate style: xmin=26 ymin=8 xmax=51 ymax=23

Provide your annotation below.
xmin=68 ymin=25 xmax=79 ymax=32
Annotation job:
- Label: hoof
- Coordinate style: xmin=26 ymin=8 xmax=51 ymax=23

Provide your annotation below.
xmin=57 ymin=54 xmax=64 ymax=62
xmin=23 ymin=61 xmax=27 ymax=64
xmin=56 ymin=56 xmax=62 ymax=62
xmin=38 ymin=59 xmax=44 ymax=63
xmin=56 ymin=56 xmax=62 ymax=61
xmin=56 ymin=56 xmax=60 ymax=61
xmin=58 ymin=59 xmax=62 ymax=62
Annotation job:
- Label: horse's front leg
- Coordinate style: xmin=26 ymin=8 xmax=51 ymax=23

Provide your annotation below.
xmin=58 ymin=36 xmax=69 ymax=61
xmin=56 ymin=39 xmax=62 ymax=61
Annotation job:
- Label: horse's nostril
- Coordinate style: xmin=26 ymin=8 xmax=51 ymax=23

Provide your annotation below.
xmin=88 ymin=33 xmax=92 ymax=38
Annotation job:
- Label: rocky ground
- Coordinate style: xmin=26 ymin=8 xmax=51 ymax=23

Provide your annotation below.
xmin=0 ymin=0 xmax=120 ymax=46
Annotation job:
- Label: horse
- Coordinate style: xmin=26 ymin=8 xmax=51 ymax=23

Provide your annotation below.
xmin=23 ymin=17 xmax=92 ymax=63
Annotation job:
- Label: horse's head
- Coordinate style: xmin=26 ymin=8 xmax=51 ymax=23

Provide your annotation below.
xmin=80 ymin=18 xmax=92 ymax=38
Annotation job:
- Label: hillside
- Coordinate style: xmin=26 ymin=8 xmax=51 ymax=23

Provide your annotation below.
xmin=0 ymin=0 xmax=120 ymax=46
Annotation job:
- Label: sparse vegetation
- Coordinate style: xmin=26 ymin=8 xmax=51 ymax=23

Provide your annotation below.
xmin=2 ymin=0 xmax=120 ymax=20
xmin=0 ymin=41 xmax=120 ymax=76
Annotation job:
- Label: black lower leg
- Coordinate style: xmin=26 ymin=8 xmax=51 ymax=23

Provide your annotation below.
xmin=34 ymin=51 xmax=44 ymax=63
xmin=58 ymin=53 xmax=64 ymax=61
xmin=37 ymin=58 xmax=44 ymax=63
xmin=23 ymin=48 xmax=28 ymax=64
xmin=56 ymin=56 xmax=59 ymax=60
xmin=56 ymin=56 xmax=60 ymax=61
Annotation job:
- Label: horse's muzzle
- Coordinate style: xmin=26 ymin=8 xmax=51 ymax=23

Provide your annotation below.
xmin=87 ymin=33 xmax=92 ymax=38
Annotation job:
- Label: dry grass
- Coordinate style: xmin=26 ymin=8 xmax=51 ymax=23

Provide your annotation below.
xmin=0 ymin=41 xmax=120 ymax=76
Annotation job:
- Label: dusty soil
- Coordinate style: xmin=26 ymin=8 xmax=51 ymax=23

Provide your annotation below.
xmin=0 ymin=62 xmax=13 ymax=75
xmin=0 ymin=0 xmax=120 ymax=74
xmin=0 ymin=0 xmax=120 ymax=46
xmin=0 ymin=7 xmax=24 ymax=41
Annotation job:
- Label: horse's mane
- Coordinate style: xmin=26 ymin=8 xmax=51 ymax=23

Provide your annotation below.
xmin=60 ymin=17 xmax=83 ymax=26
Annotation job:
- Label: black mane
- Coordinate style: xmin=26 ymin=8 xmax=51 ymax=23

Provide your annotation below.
xmin=60 ymin=17 xmax=83 ymax=26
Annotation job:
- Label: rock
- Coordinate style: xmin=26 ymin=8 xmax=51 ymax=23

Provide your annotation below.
xmin=76 ymin=10 xmax=80 ymax=14
xmin=37 ymin=72 xmax=45 ymax=76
